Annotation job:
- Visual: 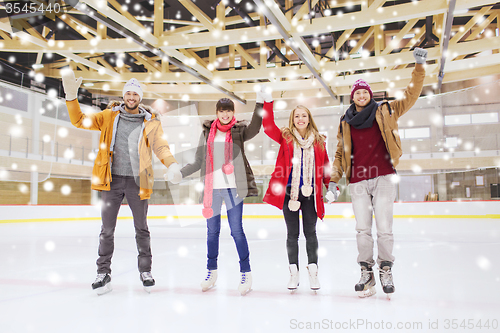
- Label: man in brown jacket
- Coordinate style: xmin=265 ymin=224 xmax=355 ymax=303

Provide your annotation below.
xmin=62 ymin=70 xmax=181 ymax=295
xmin=327 ymin=48 xmax=427 ymax=299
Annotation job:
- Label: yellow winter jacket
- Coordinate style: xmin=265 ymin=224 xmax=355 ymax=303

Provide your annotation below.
xmin=66 ymin=100 xmax=177 ymax=199
xmin=331 ymin=64 xmax=426 ymax=184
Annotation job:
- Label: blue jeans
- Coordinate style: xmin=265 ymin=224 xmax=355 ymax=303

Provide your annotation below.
xmin=206 ymin=188 xmax=250 ymax=273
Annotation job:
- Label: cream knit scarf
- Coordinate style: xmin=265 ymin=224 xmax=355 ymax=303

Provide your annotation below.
xmin=288 ymin=129 xmax=315 ymax=211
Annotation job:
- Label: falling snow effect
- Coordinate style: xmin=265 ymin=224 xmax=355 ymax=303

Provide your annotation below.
xmin=1 ymin=2 xmax=500 ymax=331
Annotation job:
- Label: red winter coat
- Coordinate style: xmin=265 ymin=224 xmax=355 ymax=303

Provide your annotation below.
xmin=262 ymin=102 xmax=331 ymax=220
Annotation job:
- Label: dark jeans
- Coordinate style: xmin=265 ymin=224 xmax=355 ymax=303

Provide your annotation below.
xmin=283 ymin=186 xmax=318 ymax=266
xmin=206 ymin=188 xmax=250 ymax=273
xmin=97 ymin=175 xmax=152 ymax=274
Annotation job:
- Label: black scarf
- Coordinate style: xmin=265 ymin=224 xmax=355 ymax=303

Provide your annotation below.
xmin=344 ymin=99 xmax=378 ymax=129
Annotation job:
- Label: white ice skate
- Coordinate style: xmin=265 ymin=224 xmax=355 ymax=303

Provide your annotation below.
xmin=307 ymin=264 xmax=320 ymax=291
xmin=238 ymin=272 xmax=252 ymax=296
xmin=287 ymin=264 xmax=299 ymax=291
xmin=140 ymin=271 xmax=155 ymax=293
xmin=201 ymin=269 xmax=217 ymax=292
xmin=355 ymin=266 xmax=376 ymax=298
xmin=379 ymin=265 xmax=395 ymax=300
xmin=92 ymin=273 xmax=112 ymax=295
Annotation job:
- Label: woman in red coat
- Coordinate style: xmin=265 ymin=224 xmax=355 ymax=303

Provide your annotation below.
xmin=258 ymin=89 xmax=334 ymax=291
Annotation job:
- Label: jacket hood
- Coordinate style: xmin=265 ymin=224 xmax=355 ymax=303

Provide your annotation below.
xmin=110 ymin=102 xmax=159 ymax=121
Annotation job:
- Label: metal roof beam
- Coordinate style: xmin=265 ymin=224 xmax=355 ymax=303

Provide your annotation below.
xmin=76 ymin=2 xmax=246 ymax=104
xmin=253 ymin=0 xmax=337 ymax=100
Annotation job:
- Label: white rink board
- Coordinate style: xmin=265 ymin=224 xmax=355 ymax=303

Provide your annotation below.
xmin=1 ymin=201 xmax=499 ymax=223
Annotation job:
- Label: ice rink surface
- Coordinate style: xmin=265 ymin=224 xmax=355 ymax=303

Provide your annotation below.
xmin=1 ymin=214 xmax=499 ymax=333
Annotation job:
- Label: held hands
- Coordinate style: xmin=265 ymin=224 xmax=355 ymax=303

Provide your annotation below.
xmin=164 ymin=163 xmax=182 ymax=184
xmin=325 ymin=182 xmax=340 ymax=203
xmin=255 ymin=85 xmax=273 ymax=104
xmin=61 ymin=69 xmax=83 ymax=101
xmin=413 ymin=47 xmax=428 ymax=65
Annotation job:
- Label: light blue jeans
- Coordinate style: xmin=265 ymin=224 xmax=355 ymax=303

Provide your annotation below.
xmin=206 ymin=188 xmax=250 ymax=272
xmin=350 ymin=174 xmax=396 ymax=268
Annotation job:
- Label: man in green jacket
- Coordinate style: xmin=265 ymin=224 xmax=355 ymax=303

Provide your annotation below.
xmin=327 ymin=48 xmax=427 ymax=299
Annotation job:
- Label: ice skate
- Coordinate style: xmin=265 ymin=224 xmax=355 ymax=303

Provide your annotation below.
xmin=287 ymin=264 xmax=299 ymax=291
xmin=307 ymin=263 xmax=320 ymax=291
xmin=379 ymin=263 xmax=395 ymax=300
xmin=355 ymin=265 xmax=376 ymax=298
xmin=238 ymin=272 xmax=252 ymax=296
xmin=201 ymin=269 xmax=217 ymax=292
xmin=140 ymin=271 xmax=155 ymax=293
xmin=92 ymin=273 xmax=112 ymax=295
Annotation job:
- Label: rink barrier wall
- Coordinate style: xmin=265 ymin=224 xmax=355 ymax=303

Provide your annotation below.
xmin=0 ymin=201 xmax=499 ymax=223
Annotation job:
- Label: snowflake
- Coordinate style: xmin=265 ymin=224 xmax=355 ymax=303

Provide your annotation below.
xmin=92 ymin=176 xmax=102 ymax=185
xmin=63 ymin=148 xmax=75 ymax=159
xmin=257 ymin=229 xmax=268 ymax=239
xmin=57 ymin=127 xmax=68 ymax=138
xmin=43 ymin=181 xmax=54 ymax=191
xmin=271 ymin=183 xmax=284 ymax=195
xmin=318 ymin=247 xmax=327 ymax=258
xmin=476 ymin=256 xmax=491 ymax=271
xmin=18 ymin=184 xmax=28 ymax=194
xmin=195 ymin=182 xmax=204 ymax=193
xmin=45 ymin=241 xmax=56 ymax=252
xmin=46 ymin=272 xmax=62 ymax=286
xmin=177 ymin=246 xmax=189 ymax=257
xmin=411 ymin=164 xmax=422 ymax=173
xmin=61 ymin=185 xmax=71 ymax=195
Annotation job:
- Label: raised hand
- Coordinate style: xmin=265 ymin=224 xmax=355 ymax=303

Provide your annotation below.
xmin=255 ymin=85 xmax=273 ymax=104
xmin=413 ymin=47 xmax=428 ymax=65
xmin=61 ymin=69 xmax=83 ymax=101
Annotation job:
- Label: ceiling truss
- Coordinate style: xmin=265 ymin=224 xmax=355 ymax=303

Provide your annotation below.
xmin=0 ymin=0 xmax=499 ymax=102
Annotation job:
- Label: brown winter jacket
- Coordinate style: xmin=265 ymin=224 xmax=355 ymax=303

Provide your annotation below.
xmin=180 ymin=103 xmax=263 ymax=201
xmin=331 ymin=64 xmax=426 ymax=184
xmin=66 ymin=99 xmax=177 ymax=199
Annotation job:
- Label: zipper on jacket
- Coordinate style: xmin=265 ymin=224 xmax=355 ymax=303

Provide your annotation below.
xmin=340 ymin=121 xmax=346 ymax=173
xmin=379 ymin=111 xmax=395 ymax=169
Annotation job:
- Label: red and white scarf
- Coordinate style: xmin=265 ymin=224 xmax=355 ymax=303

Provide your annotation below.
xmin=202 ymin=117 xmax=237 ymax=219
xmin=288 ymin=129 xmax=315 ymax=212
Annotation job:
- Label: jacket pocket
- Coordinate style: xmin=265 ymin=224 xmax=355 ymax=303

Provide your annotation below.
xmin=391 ymin=129 xmax=402 ymax=153
xmin=92 ymin=151 xmax=110 ymax=186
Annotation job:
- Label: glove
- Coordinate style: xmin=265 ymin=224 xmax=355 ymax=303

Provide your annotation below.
xmin=256 ymin=85 xmax=273 ymax=104
xmin=325 ymin=182 xmax=340 ymax=203
xmin=61 ymin=69 xmax=83 ymax=101
xmin=164 ymin=163 xmax=182 ymax=184
xmin=413 ymin=47 xmax=428 ymax=64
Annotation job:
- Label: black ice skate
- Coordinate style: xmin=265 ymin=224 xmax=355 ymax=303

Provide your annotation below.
xmin=379 ymin=262 xmax=395 ymax=300
xmin=140 ymin=271 xmax=155 ymax=293
xmin=355 ymin=265 xmax=376 ymax=298
xmin=92 ymin=273 xmax=112 ymax=295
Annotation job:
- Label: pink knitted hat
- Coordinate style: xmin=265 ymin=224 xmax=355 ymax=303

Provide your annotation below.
xmin=351 ymin=79 xmax=373 ymax=100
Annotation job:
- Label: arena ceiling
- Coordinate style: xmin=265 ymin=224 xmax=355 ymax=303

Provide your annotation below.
xmin=0 ymin=0 xmax=499 ymax=104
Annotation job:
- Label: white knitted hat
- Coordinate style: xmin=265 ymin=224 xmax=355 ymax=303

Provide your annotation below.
xmin=122 ymin=78 xmax=143 ymax=101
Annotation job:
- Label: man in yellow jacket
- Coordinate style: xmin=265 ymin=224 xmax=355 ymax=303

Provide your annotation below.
xmin=327 ymin=48 xmax=427 ymax=299
xmin=62 ymin=70 xmax=182 ymax=294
